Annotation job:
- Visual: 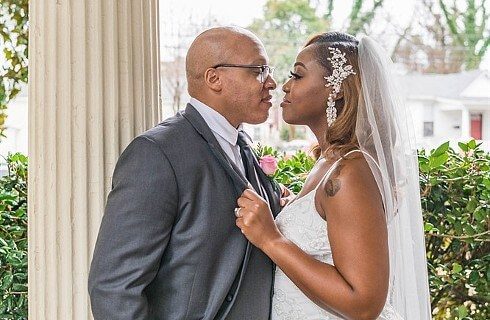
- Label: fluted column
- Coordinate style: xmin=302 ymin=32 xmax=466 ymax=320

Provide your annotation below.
xmin=28 ymin=1 xmax=161 ymax=319
xmin=461 ymin=108 xmax=471 ymax=140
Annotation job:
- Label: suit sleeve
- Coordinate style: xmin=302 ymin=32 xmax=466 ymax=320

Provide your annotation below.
xmin=88 ymin=135 xmax=178 ymax=320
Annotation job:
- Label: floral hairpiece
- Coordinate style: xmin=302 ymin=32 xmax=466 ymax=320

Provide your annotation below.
xmin=324 ymin=47 xmax=356 ymax=126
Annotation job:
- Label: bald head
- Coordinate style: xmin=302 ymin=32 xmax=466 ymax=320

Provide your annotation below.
xmin=185 ymin=26 xmax=264 ymax=96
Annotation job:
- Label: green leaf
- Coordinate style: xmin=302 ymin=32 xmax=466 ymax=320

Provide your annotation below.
xmin=430 ymin=153 xmax=449 ymax=169
xmin=463 ymin=223 xmax=476 ymax=236
xmin=474 ymin=208 xmax=487 ymax=222
xmin=468 ymin=140 xmax=477 ymax=149
xmin=482 ymin=178 xmax=490 ymax=190
xmin=11 ymin=283 xmax=26 ymax=292
xmin=458 ymin=142 xmax=468 ymax=152
xmin=0 ymin=272 xmax=13 ymax=291
xmin=452 ymin=263 xmax=463 ymax=274
xmin=465 ymin=199 xmax=478 ymax=212
xmin=432 ymin=141 xmax=450 ymax=157
xmin=458 ymin=305 xmax=468 ymax=318
xmin=469 ymin=271 xmax=479 ymax=283
xmin=424 ymin=222 xmax=435 ymax=232
xmin=420 ymin=162 xmax=430 ymax=173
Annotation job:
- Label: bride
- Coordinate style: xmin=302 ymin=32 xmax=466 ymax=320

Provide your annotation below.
xmin=234 ymin=32 xmax=431 ymax=319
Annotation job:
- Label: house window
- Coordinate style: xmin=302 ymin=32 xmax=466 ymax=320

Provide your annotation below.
xmin=470 ymin=113 xmax=482 ymax=140
xmin=423 ymin=121 xmax=434 ymax=137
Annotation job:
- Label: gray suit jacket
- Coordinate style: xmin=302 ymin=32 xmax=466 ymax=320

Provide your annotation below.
xmin=88 ymin=104 xmax=282 ymax=320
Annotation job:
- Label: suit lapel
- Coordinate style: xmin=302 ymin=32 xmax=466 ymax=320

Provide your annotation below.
xmin=181 ymin=104 xmax=248 ymax=193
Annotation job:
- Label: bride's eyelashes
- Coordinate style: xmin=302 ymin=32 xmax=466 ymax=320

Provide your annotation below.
xmin=288 ymin=71 xmax=302 ymax=80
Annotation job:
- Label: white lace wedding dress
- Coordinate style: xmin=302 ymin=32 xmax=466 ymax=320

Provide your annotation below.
xmin=271 ymin=150 xmax=403 ymax=320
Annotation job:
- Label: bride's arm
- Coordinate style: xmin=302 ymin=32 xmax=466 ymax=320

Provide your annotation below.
xmin=237 ymin=157 xmax=389 ymax=320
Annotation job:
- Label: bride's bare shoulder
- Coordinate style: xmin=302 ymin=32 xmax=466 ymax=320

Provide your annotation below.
xmin=315 ymin=152 xmax=382 ymax=217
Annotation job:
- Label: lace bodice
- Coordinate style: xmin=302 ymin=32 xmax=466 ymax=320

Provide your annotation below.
xmin=271 ymin=150 xmax=403 ymax=320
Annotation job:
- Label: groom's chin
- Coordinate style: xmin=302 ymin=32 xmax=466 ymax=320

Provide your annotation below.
xmin=247 ymin=117 xmax=268 ymax=125
xmin=248 ymin=110 xmax=270 ymax=125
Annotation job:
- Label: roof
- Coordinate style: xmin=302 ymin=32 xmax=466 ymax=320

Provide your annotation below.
xmin=396 ymin=70 xmax=489 ymax=101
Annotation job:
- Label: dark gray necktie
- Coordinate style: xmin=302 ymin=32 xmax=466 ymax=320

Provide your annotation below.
xmin=236 ymin=131 xmax=266 ymax=198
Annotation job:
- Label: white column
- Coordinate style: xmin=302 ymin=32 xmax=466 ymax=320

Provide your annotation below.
xmin=28 ymin=1 xmax=161 ymax=319
xmin=461 ymin=108 xmax=471 ymax=140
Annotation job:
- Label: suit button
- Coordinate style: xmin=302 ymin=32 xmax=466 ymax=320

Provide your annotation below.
xmin=226 ymin=294 xmax=233 ymax=302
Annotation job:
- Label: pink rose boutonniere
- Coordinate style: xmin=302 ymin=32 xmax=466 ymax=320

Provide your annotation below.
xmin=259 ymin=155 xmax=278 ymax=176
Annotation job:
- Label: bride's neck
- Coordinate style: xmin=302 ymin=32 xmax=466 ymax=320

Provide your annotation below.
xmin=309 ymin=120 xmax=329 ymax=156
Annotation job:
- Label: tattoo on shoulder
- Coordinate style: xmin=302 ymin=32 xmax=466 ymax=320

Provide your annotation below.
xmin=325 ymin=179 xmax=341 ymax=197
xmin=325 ymin=163 xmax=343 ymax=197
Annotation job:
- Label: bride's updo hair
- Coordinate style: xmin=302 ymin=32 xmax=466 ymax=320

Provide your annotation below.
xmin=306 ymin=31 xmax=361 ymax=160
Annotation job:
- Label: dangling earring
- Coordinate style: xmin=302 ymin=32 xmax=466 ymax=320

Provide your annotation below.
xmin=326 ymin=94 xmax=337 ymax=127
xmin=324 ymin=46 xmax=356 ymax=127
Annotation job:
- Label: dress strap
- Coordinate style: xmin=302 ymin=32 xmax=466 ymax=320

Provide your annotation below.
xmin=312 ymin=149 xmax=363 ymax=192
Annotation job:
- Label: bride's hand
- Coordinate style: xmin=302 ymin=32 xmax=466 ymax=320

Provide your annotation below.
xmin=236 ymin=188 xmax=282 ymax=250
xmin=279 ymin=183 xmax=295 ymax=207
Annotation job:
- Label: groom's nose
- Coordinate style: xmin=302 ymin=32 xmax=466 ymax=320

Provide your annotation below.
xmin=263 ymin=75 xmax=277 ymax=90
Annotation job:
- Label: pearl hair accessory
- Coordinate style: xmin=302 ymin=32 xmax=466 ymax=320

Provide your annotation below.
xmin=324 ymin=47 xmax=356 ymax=126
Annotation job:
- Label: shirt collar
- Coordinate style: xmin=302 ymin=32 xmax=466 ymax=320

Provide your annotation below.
xmin=190 ymin=97 xmax=243 ymax=146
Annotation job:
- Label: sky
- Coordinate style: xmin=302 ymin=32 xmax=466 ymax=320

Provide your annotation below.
xmin=159 ymin=0 xmax=489 ymax=70
xmin=159 ymin=0 xmax=414 ymax=58
xmin=159 ymin=0 xmax=416 ymax=30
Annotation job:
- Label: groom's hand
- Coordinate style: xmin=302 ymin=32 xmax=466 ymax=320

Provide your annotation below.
xmin=236 ymin=188 xmax=281 ymax=250
xmin=279 ymin=183 xmax=295 ymax=207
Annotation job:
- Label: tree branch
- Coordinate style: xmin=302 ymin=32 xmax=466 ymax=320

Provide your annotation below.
xmin=426 ymin=230 xmax=490 ymax=241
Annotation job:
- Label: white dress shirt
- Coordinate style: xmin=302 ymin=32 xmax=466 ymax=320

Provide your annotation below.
xmin=190 ymin=97 xmax=246 ymax=176
xmin=190 ymin=98 xmax=270 ymax=202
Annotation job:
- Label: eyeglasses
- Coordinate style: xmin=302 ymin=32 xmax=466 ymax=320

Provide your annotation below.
xmin=212 ymin=64 xmax=275 ymax=84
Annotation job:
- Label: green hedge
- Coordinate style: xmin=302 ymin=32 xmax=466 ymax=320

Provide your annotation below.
xmin=419 ymin=141 xmax=489 ymax=319
xmin=0 ymin=141 xmax=488 ymax=319
xmin=0 ymin=153 xmax=27 ymax=319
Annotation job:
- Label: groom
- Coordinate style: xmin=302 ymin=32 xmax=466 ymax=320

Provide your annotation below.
xmin=88 ymin=26 xmax=283 ymax=319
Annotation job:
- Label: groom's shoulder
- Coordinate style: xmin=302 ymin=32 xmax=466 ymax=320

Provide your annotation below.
xmin=137 ymin=112 xmax=195 ymax=148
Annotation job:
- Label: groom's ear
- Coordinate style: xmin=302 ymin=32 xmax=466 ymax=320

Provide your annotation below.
xmin=204 ymin=68 xmax=223 ymax=92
